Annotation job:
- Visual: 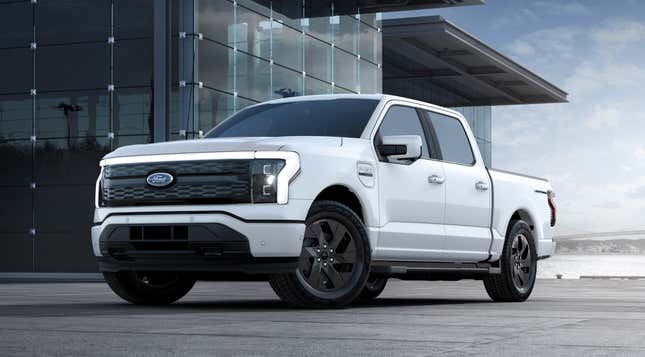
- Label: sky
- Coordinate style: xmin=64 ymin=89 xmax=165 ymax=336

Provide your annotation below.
xmin=386 ymin=0 xmax=645 ymax=235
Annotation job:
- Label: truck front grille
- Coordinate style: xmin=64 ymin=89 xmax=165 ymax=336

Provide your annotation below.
xmin=101 ymin=160 xmax=252 ymax=207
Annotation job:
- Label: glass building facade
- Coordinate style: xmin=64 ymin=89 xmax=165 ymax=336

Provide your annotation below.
xmin=0 ymin=0 xmax=382 ymax=272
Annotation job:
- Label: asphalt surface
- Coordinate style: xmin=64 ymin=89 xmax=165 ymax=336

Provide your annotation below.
xmin=1 ymin=279 xmax=645 ymax=356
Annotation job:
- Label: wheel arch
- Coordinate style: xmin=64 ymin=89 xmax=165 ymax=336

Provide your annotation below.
xmin=310 ymin=184 xmax=366 ymax=224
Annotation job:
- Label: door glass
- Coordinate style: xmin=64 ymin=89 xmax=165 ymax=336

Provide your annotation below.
xmin=377 ymin=106 xmax=429 ymax=159
xmin=427 ymin=112 xmax=474 ymax=165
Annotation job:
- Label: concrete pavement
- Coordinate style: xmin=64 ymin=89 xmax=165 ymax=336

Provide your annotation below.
xmin=1 ymin=279 xmax=645 ymax=356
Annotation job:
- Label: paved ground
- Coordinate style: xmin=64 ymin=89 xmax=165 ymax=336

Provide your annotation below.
xmin=1 ymin=279 xmax=645 ymax=356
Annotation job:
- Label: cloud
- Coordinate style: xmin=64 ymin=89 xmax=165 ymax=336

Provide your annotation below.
xmin=533 ymin=1 xmax=592 ymax=16
xmin=591 ymin=20 xmax=645 ymax=45
xmin=588 ymin=106 xmax=620 ymax=130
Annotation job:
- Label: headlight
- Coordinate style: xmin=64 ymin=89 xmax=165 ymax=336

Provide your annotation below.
xmin=251 ymin=159 xmax=286 ymax=203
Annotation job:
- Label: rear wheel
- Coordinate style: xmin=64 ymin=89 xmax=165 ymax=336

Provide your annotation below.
xmin=483 ymin=220 xmax=537 ymax=302
xmin=103 ymin=271 xmax=196 ymax=305
xmin=269 ymin=201 xmax=371 ymax=307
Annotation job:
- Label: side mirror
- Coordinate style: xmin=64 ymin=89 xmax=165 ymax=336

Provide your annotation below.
xmin=378 ymin=135 xmax=422 ymax=164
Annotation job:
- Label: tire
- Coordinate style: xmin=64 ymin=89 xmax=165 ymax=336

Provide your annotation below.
xmin=358 ymin=275 xmax=388 ymax=300
xmin=103 ymin=271 xmax=196 ymax=305
xmin=269 ymin=200 xmax=371 ymax=307
xmin=483 ymin=220 xmax=537 ymax=302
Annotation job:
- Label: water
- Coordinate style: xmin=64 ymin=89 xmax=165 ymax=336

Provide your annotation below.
xmin=538 ymin=255 xmax=645 ymax=279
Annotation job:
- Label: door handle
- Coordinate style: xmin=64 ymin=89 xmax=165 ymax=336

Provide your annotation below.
xmin=476 ymin=181 xmax=489 ymax=191
xmin=428 ymin=175 xmax=445 ymax=184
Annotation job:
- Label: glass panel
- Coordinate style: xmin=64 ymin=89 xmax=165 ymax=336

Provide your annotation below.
xmin=360 ymin=59 xmax=378 ymax=94
xmin=360 ymin=13 xmax=380 ymax=28
xmin=237 ymin=2 xmax=271 ymax=60
xmin=36 ymin=90 xmax=109 ymax=139
xmin=333 ymin=48 xmax=357 ymax=91
xmin=0 ymin=48 xmax=32 ymax=95
xmin=305 ymin=77 xmax=331 ymax=95
xmin=0 ymin=95 xmax=32 ymax=140
xmin=305 ymin=15 xmax=331 ymax=43
xmin=114 ymin=0 xmax=154 ymax=39
xmin=272 ymin=65 xmax=302 ymax=99
xmin=271 ymin=20 xmax=302 ymax=70
xmin=305 ymin=34 xmax=331 ymax=82
xmin=199 ymin=40 xmax=234 ymax=93
xmin=37 ymin=0 xmax=109 ymax=45
xmin=199 ymin=0 xmax=234 ymax=45
xmin=359 ymin=21 xmax=379 ymax=63
xmin=113 ymin=134 xmax=150 ymax=148
xmin=35 ymin=137 xmax=109 ymax=185
xmin=377 ymin=105 xmax=430 ymax=159
xmin=270 ymin=0 xmax=302 ymax=29
xmin=36 ymin=232 xmax=96 ymax=272
xmin=199 ymin=88 xmax=235 ymax=133
xmin=114 ymin=38 xmax=153 ymax=88
xmin=0 ymin=140 xmax=32 ymax=186
xmin=0 ymin=187 xmax=32 ymax=233
xmin=332 ymin=85 xmax=353 ymax=94
xmin=236 ymin=52 xmax=270 ymax=102
xmin=114 ymin=87 xmax=152 ymax=137
xmin=427 ymin=111 xmax=475 ymax=165
xmin=37 ymin=43 xmax=108 ymax=92
xmin=0 ymin=235 xmax=33 ymax=272
xmin=0 ymin=2 xmax=32 ymax=49
xmin=333 ymin=15 xmax=357 ymax=53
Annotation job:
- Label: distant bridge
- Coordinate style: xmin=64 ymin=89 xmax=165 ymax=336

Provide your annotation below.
xmin=555 ymin=230 xmax=645 ymax=240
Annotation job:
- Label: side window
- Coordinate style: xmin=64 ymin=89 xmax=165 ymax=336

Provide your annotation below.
xmin=427 ymin=112 xmax=475 ymax=165
xmin=376 ymin=106 xmax=430 ymax=159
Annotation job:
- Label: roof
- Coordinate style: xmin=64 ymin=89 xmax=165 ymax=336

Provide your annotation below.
xmin=382 ymin=16 xmax=568 ymax=106
xmin=252 ymin=0 xmax=484 ymax=18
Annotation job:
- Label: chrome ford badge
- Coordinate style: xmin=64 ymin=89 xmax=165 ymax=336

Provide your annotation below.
xmin=146 ymin=172 xmax=174 ymax=188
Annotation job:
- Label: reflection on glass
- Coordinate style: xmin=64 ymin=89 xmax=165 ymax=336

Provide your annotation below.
xmin=359 ymin=21 xmax=379 ymax=63
xmin=0 ymin=95 xmax=32 ymax=140
xmin=199 ymin=88 xmax=235 ymax=132
xmin=305 ymin=76 xmax=331 ymax=95
xmin=271 ymin=20 xmax=302 ymax=70
xmin=237 ymin=2 xmax=271 ymax=60
xmin=113 ymin=0 xmax=153 ymax=39
xmin=36 ymin=91 xmax=109 ymax=140
xmin=272 ymin=65 xmax=302 ymax=99
xmin=0 ymin=140 xmax=32 ymax=186
xmin=360 ymin=59 xmax=378 ymax=94
xmin=333 ymin=48 xmax=357 ymax=91
xmin=333 ymin=15 xmax=357 ymax=53
xmin=305 ymin=35 xmax=331 ymax=82
xmin=199 ymin=40 xmax=234 ymax=93
xmin=35 ymin=137 xmax=110 ymax=186
xmin=237 ymin=52 xmax=271 ymax=102
xmin=0 ymin=187 xmax=32 ymax=233
xmin=199 ymin=0 xmax=234 ymax=45
xmin=114 ymin=87 xmax=152 ymax=137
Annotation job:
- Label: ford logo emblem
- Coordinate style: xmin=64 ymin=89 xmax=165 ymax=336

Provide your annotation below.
xmin=146 ymin=172 xmax=174 ymax=188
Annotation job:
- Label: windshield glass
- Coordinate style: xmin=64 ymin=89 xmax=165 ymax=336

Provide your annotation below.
xmin=207 ymin=98 xmax=379 ymax=139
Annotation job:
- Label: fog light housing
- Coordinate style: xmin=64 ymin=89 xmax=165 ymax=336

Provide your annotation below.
xmin=251 ymin=160 xmax=285 ymax=203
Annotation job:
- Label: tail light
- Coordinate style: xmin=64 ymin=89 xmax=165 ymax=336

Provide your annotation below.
xmin=547 ymin=190 xmax=556 ymax=227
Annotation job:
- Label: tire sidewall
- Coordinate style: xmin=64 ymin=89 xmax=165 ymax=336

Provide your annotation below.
xmin=502 ymin=221 xmax=537 ymax=299
xmin=291 ymin=201 xmax=372 ymax=305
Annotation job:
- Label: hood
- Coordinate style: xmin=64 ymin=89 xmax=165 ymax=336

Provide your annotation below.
xmin=103 ymin=136 xmax=342 ymax=159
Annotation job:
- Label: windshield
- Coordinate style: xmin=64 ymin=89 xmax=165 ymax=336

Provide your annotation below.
xmin=207 ymin=98 xmax=379 ymax=139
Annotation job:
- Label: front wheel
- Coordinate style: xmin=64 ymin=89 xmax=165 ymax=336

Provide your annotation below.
xmin=103 ymin=271 xmax=196 ymax=305
xmin=483 ymin=220 xmax=537 ymax=302
xmin=269 ymin=201 xmax=371 ymax=307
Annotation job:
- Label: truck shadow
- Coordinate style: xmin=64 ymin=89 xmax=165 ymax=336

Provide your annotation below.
xmin=0 ymin=298 xmax=491 ymax=318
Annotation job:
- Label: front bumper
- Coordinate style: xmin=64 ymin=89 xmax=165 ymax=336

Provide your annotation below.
xmin=91 ymin=210 xmax=306 ymax=273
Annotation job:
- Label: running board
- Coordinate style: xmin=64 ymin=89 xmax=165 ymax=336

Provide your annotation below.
xmin=371 ymin=260 xmax=501 ymax=275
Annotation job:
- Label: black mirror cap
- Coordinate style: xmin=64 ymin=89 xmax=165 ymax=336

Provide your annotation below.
xmin=378 ymin=144 xmax=407 ymax=157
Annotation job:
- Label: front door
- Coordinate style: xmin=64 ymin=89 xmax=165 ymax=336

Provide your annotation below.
xmin=374 ymin=105 xmax=446 ymax=261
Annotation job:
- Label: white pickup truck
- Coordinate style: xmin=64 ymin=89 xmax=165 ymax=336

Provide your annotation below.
xmin=92 ymin=94 xmax=556 ymax=307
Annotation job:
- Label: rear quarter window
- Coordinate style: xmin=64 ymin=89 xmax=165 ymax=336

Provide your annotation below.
xmin=427 ymin=111 xmax=475 ymax=165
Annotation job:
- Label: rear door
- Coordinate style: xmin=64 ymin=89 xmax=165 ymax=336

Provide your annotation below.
xmin=422 ymin=110 xmax=492 ymax=262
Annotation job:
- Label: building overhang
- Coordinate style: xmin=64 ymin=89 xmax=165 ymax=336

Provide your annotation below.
xmin=252 ymin=0 xmax=484 ymax=18
xmin=382 ymin=16 xmax=568 ymax=107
